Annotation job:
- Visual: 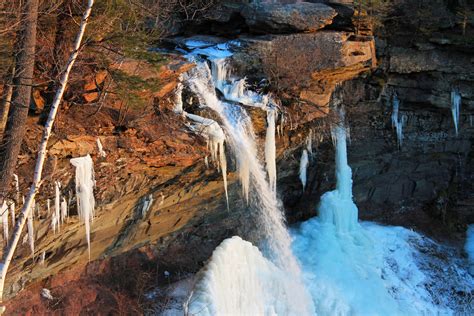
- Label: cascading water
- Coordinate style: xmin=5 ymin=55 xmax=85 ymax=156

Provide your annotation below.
xmin=182 ymin=42 xmax=313 ymax=315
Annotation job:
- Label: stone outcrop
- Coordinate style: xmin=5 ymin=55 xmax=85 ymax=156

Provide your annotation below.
xmin=233 ymin=31 xmax=375 ymax=110
xmin=241 ymin=2 xmax=337 ymax=33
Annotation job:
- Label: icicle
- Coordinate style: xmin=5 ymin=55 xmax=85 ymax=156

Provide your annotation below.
xmin=159 ymin=192 xmax=165 ymax=207
xmin=27 ymin=199 xmax=35 ymax=258
xmin=391 ymin=93 xmax=406 ymax=148
xmin=70 ymin=155 xmax=96 ymax=259
xmin=1 ymin=201 xmax=8 ymax=244
xmin=96 ymin=137 xmax=106 ymax=158
xmin=174 ymin=80 xmax=184 ymax=115
xmin=41 ymin=251 xmax=46 ymax=265
xmin=13 ymin=173 xmax=19 ymax=204
xmin=299 ymin=150 xmax=309 ymax=191
xmin=306 ymin=130 xmax=313 ymax=156
xmin=140 ymin=194 xmax=154 ymax=217
xmin=265 ymin=108 xmax=277 ymax=193
xmin=60 ymin=197 xmax=68 ymax=223
xmin=54 ymin=182 xmax=61 ymax=232
xmin=9 ymin=201 xmax=15 ymax=227
xmin=204 ymin=156 xmax=209 ymax=169
xmin=47 ymin=199 xmax=50 ymax=214
xmin=450 ymin=89 xmax=461 ymax=136
xmin=185 ymin=113 xmax=229 ymax=209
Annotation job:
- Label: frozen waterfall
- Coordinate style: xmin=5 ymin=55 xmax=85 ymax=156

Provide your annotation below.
xmin=299 ymin=149 xmax=309 ymax=191
xmin=451 ymin=89 xmax=461 ymax=136
xmin=391 ymin=93 xmax=406 ymax=148
xmin=183 ymin=43 xmax=313 ymax=315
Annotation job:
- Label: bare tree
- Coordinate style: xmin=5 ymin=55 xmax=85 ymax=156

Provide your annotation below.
xmin=0 ymin=0 xmax=94 ymax=311
xmin=0 ymin=0 xmax=39 ymax=207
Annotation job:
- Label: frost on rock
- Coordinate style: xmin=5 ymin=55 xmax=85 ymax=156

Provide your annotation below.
xmin=96 ymin=137 xmax=106 ymax=158
xmin=299 ymin=149 xmax=309 ymax=191
xmin=70 ymin=154 xmax=96 ymax=259
xmin=1 ymin=201 xmax=8 ymax=244
xmin=185 ymin=113 xmax=229 ymax=209
xmin=451 ymin=89 xmax=461 ymax=136
xmin=265 ymin=108 xmax=277 ymax=193
xmin=391 ymin=93 xmax=407 ymax=148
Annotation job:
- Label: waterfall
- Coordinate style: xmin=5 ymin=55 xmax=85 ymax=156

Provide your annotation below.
xmin=184 ymin=44 xmax=313 ymax=315
xmin=70 ymin=154 xmax=96 ymax=259
xmin=451 ymin=89 xmax=461 ymax=136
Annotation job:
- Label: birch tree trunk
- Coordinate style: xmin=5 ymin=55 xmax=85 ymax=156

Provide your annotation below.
xmin=0 ymin=0 xmax=94 ymax=311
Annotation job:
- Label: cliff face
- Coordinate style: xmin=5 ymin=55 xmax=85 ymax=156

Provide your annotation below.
xmin=4 ymin=0 xmax=473 ymax=314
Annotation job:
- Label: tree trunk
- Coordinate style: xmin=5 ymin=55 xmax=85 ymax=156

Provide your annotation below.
xmin=0 ymin=1 xmax=94 ymax=311
xmin=0 ymin=0 xmax=39 ymax=205
xmin=40 ymin=2 xmax=72 ymax=125
xmin=0 ymin=68 xmax=14 ymax=136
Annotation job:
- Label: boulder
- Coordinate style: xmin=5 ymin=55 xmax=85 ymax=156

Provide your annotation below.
xmin=241 ymin=2 xmax=337 ymax=33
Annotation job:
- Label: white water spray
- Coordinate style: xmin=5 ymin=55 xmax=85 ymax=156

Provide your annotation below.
xmin=451 ymin=89 xmax=461 ymax=136
xmin=70 ymin=154 xmax=95 ymax=259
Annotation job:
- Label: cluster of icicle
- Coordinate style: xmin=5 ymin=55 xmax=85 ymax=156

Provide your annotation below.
xmin=391 ymin=93 xmax=407 ymax=148
xmin=0 ymin=174 xmax=38 ymax=258
xmin=174 ymin=85 xmax=229 ymax=209
xmin=451 ymin=88 xmax=461 ymax=136
xmin=51 ymin=181 xmax=70 ymax=234
xmin=70 ymin=154 xmax=96 ymax=259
